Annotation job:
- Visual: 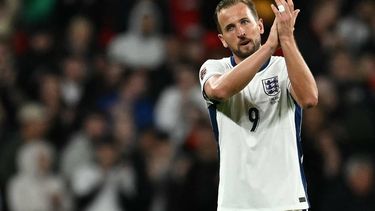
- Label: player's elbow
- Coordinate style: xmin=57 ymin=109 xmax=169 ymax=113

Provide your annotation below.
xmin=300 ymin=95 xmax=318 ymax=109
xmin=207 ymin=86 xmax=231 ymax=102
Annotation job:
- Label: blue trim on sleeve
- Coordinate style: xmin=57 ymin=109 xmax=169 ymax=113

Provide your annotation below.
xmin=208 ymin=104 xmax=221 ymax=167
xmin=294 ymin=102 xmax=310 ymax=206
xmin=208 ymin=104 xmax=219 ymax=142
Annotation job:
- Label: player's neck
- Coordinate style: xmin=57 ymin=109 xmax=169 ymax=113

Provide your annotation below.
xmin=233 ymin=56 xmax=244 ymax=65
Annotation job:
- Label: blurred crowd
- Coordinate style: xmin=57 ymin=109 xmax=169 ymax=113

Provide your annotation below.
xmin=0 ymin=0 xmax=374 ymax=211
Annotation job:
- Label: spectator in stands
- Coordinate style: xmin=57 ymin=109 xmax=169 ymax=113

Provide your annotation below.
xmin=107 ymin=0 xmax=165 ymax=70
xmin=60 ymin=111 xmax=107 ymax=182
xmin=110 ymin=71 xmax=154 ymax=130
xmin=167 ymin=118 xmax=218 ymax=211
xmin=0 ymin=0 xmax=20 ymax=38
xmin=328 ymin=49 xmax=375 ymax=144
xmin=79 ymin=61 xmax=124 ymax=115
xmin=319 ymin=155 xmax=375 ymax=211
xmin=0 ymin=103 xmax=49 ymax=188
xmin=70 ymin=138 xmax=137 ymax=211
xmin=135 ymin=129 xmax=174 ymax=211
xmin=16 ymin=28 xmax=57 ymax=97
xmin=0 ymin=40 xmax=21 ymax=131
xmin=112 ymin=113 xmax=137 ymax=158
xmin=37 ymin=73 xmax=72 ymax=150
xmin=336 ymin=0 xmax=374 ymax=55
xmin=155 ymin=63 xmax=205 ymax=145
xmin=296 ymin=0 xmax=340 ymax=75
xmin=60 ymin=56 xmax=87 ymax=109
xmin=62 ymin=16 xmax=96 ymax=59
xmin=7 ymin=141 xmax=71 ymax=211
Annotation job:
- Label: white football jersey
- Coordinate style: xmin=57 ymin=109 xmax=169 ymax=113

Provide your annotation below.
xmin=199 ymin=56 xmax=309 ymax=211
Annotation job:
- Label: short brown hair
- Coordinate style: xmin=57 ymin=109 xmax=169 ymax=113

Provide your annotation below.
xmin=214 ymin=0 xmax=259 ymax=33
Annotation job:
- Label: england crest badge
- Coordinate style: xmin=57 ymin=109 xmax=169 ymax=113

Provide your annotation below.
xmin=262 ymin=76 xmax=280 ymax=96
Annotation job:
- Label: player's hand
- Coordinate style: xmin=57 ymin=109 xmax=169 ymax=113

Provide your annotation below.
xmin=265 ymin=18 xmax=279 ymax=51
xmin=270 ymin=0 xmax=300 ymax=41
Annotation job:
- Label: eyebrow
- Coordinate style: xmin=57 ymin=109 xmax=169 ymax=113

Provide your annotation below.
xmin=239 ymin=17 xmax=250 ymax=22
xmin=224 ymin=16 xmax=251 ymax=31
xmin=224 ymin=23 xmax=235 ymax=31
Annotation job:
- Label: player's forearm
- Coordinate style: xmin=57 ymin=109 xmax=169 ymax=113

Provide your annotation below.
xmin=207 ymin=43 xmax=276 ymax=101
xmin=281 ymin=38 xmax=318 ymax=108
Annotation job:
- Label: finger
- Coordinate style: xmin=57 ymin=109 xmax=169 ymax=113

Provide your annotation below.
xmin=281 ymin=0 xmax=291 ymax=14
xmin=273 ymin=0 xmax=285 ymax=16
xmin=270 ymin=4 xmax=281 ymax=17
xmin=292 ymin=9 xmax=300 ymax=31
xmin=287 ymin=0 xmax=294 ymax=11
xmin=275 ymin=0 xmax=290 ymax=15
xmin=293 ymin=9 xmax=300 ymax=18
xmin=274 ymin=0 xmax=282 ymax=9
xmin=269 ymin=15 xmax=279 ymax=34
xmin=274 ymin=0 xmax=282 ymax=10
xmin=292 ymin=9 xmax=300 ymax=22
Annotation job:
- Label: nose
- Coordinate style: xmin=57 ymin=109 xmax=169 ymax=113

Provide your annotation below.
xmin=237 ymin=26 xmax=246 ymax=37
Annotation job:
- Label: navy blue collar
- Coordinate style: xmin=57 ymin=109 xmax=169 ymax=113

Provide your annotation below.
xmin=230 ymin=56 xmax=271 ymax=72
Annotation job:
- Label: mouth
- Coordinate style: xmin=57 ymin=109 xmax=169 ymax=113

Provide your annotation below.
xmin=239 ymin=39 xmax=251 ymax=46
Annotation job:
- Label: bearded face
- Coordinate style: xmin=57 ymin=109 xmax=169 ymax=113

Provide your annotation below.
xmin=217 ymin=3 xmax=264 ymax=60
xmin=230 ymin=34 xmax=262 ymax=59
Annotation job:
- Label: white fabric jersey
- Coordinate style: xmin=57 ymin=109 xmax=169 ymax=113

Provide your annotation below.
xmin=199 ymin=56 xmax=309 ymax=211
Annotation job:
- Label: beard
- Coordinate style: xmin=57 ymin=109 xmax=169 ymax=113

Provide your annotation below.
xmin=230 ymin=37 xmax=261 ymax=59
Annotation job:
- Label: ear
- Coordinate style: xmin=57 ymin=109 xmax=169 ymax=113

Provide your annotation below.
xmin=218 ymin=34 xmax=228 ymax=48
xmin=258 ymin=18 xmax=264 ymax=35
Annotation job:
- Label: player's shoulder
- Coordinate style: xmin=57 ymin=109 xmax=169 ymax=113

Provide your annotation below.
xmin=199 ymin=57 xmax=231 ymax=84
xmin=200 ymin=57 xmax=231 ymax=70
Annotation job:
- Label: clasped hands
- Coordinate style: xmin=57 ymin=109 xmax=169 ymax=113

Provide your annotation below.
xmin=267 ymin=0 xmax=300 ymax=48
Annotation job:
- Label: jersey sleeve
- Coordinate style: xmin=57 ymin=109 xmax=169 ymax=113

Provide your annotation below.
xmin=272 ymin=56 xmax=295 ymax=105
xmin=199 ymin=59 xmax=226 ymax=105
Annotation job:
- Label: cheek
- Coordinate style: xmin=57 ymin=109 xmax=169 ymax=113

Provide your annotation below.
xmin=247 ymin=26 xmax=260 ymax=36
xmin=223 ymin=34 xmax=236 ymax=47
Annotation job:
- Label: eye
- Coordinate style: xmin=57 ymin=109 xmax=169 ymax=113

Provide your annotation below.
xmin=226 ymin=25 xmax=235 ymax=32
xmin=240 ymin=19 xmax=250 ymax=24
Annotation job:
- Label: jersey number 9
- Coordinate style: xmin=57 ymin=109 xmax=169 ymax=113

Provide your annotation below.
xmin=248 ymin=107 xmax=259 ymax=132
